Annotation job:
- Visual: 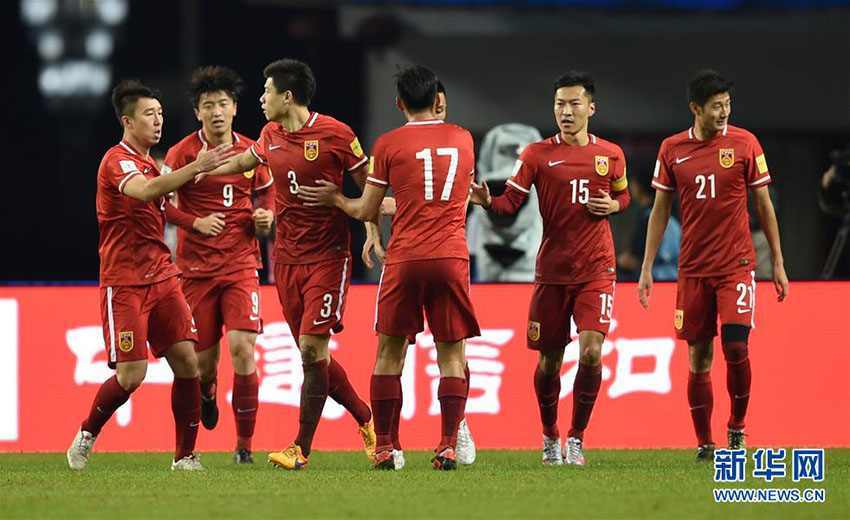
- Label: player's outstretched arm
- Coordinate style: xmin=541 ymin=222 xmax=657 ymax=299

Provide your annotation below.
xmin=638 ymin=189 xmax=674 ymax=309
xmin=297 ymin=180 xmax=386 ymax=222
xmin=163 ymin=201 xmax=225 ymax=237
xmin=123 ymin=143 xmax=234 ymax=202
xmin=752 ymin=185 xmax=789 ymax=301
xmin=194 ymin=149 xmax=259 ymax=183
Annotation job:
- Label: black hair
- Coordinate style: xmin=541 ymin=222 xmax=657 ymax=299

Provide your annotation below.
xmin=553 ymin=71 xmax=595 ymax=99
xmin=394 ymin=64 xmax=439 ymax=112
xmin=263 ymin=59 xmax=316 ymax=106
xmin=688 ymin=69 xmax=734 ymax=107
xmin=436 ymin=79 xmax=446 ymax=95
xmin=111 ymin=79 xmax=160 ymax=123
xmin=187 ymin=65 xmax=244 ymax=108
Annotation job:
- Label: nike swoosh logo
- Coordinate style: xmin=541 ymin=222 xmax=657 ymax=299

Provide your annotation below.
xmin=548 ymin=160 xmax=566 ymax=167
xmin=249 ymin=316 xmax=261 ymax=321
xmin=736 ymin=308 xmax=751 ymax=314
xmin=189 ymin=421 xmax=200 ymax=428
xmin=269 ymin=145 xmax=281 ymax=150
xmin=236 ymin=407 xmax=257 ymax=413
xmin=733 ymin=394 xmax=749 ymax=399
xmin=675 ymin=156 xmax=691 ymax=164
xmin=313 ymin=318 xmax=331 ymax=326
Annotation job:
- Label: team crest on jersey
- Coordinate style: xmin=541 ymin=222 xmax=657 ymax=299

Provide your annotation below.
xmin=118 ymin=331 xmax=134 ymax=352
xmin=244 ymin=169 xmax=255 ymax=179
xmin=528 ymin=321 xmax=541 ymax=341
xmin=674 ymin=310 xmax=684 ymax=331
xmin=595 ymin=156 xmax=609 ymax=176
xmin=719 ymin=149 xmax=735 ymax=168
xmin=304 ymin=140 xmax=319 ymax=161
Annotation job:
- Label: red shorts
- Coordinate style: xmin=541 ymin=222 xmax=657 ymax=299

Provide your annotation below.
xmin=527 ymin=279 xmax=615 ymax=351
xmin=376 ymin=258 xmax=480 ymax=343
xmin=675 ymin=270 xmax=756 ymax=341
xmin=181 ymin=269 xmax=263 ymax=351
xmin=99 ymin=276 xmax=198 ymax=369
xmin=274 ymin=257 xmax=351 ymax=337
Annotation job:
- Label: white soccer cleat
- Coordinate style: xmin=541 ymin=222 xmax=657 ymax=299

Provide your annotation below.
xmin=67 ymin=429 xmax=96 ymax=470
xmin=456 ymin=418 xmax=476 ymax=465
xmin=564 ymin=436 xmax=586 ymax=466
xmin=392 ymin=449 xmax=405 ymax=470
xmin=542 ymin=435 xmax=563 ymax=466
xmin=171 ymin=454 xmax=205 ymax=471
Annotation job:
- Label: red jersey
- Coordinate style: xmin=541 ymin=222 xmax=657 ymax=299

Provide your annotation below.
xmin=500 ymin=133 xmax=628 ymax=285
xmin=250 ymin=112 xmax=368 ymax=264
xmin=96 ymin=140 xmax=180 ymax=286
xmin=652 ymin=125 xmax=771 ymax=277
xmin=163 ymin=130 xmax=274 ymax=278
xmin=366 ymin=120 xmax=475 ymax=264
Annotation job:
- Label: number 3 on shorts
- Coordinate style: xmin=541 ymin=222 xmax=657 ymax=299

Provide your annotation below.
xmin=320 ymin=293 xmax=333 ymax=319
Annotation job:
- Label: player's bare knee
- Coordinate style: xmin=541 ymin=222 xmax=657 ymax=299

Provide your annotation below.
xmin=116 ymin=361 xmax=147 ymax=392
xmin=166 ymin=341 xmax=199 ymax=378
xmin=578 ymin=335 xmax=604 ymax=366
xmin=538 ymin=349 xmax=564 ymax=377
xmin=688 ymin=339 xmax=714 ymax=372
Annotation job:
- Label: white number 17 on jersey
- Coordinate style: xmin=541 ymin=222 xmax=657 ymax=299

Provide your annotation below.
xmin=415 ymin=147 xmax=458 ymax=201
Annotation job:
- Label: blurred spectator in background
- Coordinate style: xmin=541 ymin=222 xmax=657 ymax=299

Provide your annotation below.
xmin=748 ymin=185 xmax=778 ymax=280
xmin=467 ymin=123 xmax=542 ymax=281
xmin=819 ymin=146 xmax=850 ymax=279
xmin=617 ymin=168 xmax=681 ymax=281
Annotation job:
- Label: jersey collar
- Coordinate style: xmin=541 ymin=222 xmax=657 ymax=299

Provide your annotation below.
xmin=405 ymin=119 xmax=444 ymax=126
xmin=688 ymin=125 xmax=728 ymax=140
xmin=554 ymin=133 xmax=595 ymax=145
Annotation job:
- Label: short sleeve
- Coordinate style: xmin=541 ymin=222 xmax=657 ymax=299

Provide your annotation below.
xmin=253 ymin=162 xmax=274 ymax=191
xmin=365 ymin=137 xmax=389 ymax=188
xmin=610 ymin=147 xmax=628 ymax=192
xmin=110 ymin=155 xmax=143 ymax=194
xmin=162 ymin=144 xmax=184 ymax=174
xmin=745 ymin=135 xmax=771 ymax=188
xmin=333 ymin=124 xmax=369 ymax=172
xmin=651 ymin=141 xmax=676 ymax=192
xmin=250 ymin=124 xmax=273 ymax=165
xmin=505 ymin=147 xmax=536 ymax=194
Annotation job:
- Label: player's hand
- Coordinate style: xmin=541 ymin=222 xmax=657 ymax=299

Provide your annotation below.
xmin=361 ymin=232 xmax=376 ymax=269
xmin=587 ymin=189 xmax=618 ymax=216
xmin=374 ymin=235 xmax=386 ymax=264
xmin=469 ymin=180 xmax=492 ymax=207
xmin=252 ymin=208 xmax=274 ymax=230
xmin=193 ymin=212 xmax=225 ymax=236
xmin=380 ymin=197 xmax=397 ymax=216
xmin=638 ymin=268 xmax=653 ymax=309
xmin=773 ymin=262 xmax=789 ymax=302
xmin=194 ymin=142 xmax=235 ymax=174
xmin=297 ymin=179 xmax=340 ymax=207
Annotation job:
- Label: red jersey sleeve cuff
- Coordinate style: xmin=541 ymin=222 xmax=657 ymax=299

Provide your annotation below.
xmin=366 ymin=176 xmax=388 ymax=187
xmin=748 ymin=175 xmax=771 ymax=187
xmin=250 ymin=144 xmax=266 ymax=165
xmin=505 ymin=179 xmax=530 ymax=194
xmin=651 ymin=180 xmax=675 ymax=192
xmin=347 ymin=155 xmax=369 ymax=172
xmin=118 ymin=171 xmax=142 ymax=194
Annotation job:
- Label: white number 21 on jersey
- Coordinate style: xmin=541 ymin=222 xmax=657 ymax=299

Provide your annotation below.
xmin=415 ymin=147 xmax=458 ymax=201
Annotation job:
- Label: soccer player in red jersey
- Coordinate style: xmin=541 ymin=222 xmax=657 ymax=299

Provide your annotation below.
xmin=199 ymin=59 xmax=375 ymax=470
xmin=299 ymin=64 xmax=480 ymax=470
xmin=638 ymin=70 xmax=788 ymax=460
xmin=469 ymin=71 xmax=630 ymax=467
xmin=162 ymin=66 xmax=275 ymax=463
xmin=67 ymin=80 xmax=234 ymax=471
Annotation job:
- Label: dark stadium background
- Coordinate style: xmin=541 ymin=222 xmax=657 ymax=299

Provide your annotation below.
xmin=3 ymin=0 xmax=849 ymax=283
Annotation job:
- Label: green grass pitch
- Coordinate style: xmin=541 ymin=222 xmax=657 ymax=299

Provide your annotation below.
xmin=2 ymin=449 xmax=848 ymax=519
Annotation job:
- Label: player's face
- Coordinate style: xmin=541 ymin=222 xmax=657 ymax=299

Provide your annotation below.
xmin=124 ymin=97 xmax=163 ymax=147
xmin=435 ymin=92 xmax=447 ymax=121
xmin=195 ymin=91 xmax=236 ymax=136
xmin=693 ymin=92 xmax=731 ymax=132
xmin=260 ymin=78 xmax=287 ymax=122
xmin=554 ymin=86 xmax=595 ymax=136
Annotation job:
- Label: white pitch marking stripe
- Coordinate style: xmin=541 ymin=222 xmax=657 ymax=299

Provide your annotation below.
xmin=506 ymin=179 xmax=530 ymax=194
xmin=748 ymin=176 xmax=771 ymax=187
xmin=107 ymin=287 xmax=116 ymax=363
xmin=367 ymin=176 xmax=388 ymax=186
xmin=347 ymin=155 xmax=369 ymax=171
xmin=651 ymin=180 xmax=675 ymax=191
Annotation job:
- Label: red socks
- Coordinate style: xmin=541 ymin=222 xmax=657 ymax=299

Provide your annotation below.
xmin=371 ymin=374 xmax=401 ymax=453
xmin=328 ymin=357 xmax=372 ymax=426
xmin=568 ymin=362 xmax=602 ymax=440
xmin=391 ymin=375 xmax=403 ymax=451
xmin=172 ymin=377 xmax=201 ymax=461
xmin=534 ymin=366 xmax=561 ymax=439
xmin=723 ymin=341 xmax=751 ymax=431
xmin=688 ymin=371 xmax=714 ymax=445
xmin=232 ymin=372 xmax=259 ymax=451
xmin=80 ymin=375 xmax=131 ymax=437
xmin=437 ymin=377 xmax=467 ymax=450
xmin=294 ymin=359 xmax=329 ymax=456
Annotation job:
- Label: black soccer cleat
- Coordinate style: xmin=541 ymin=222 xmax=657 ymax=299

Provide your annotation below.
xmin=432 ymin=447 xmax=458 ymax=471
xmin=373 ymin=450 xmax=395 ymax=470
xmin=695 ymin=444 xmax=716 ymax=462
xmin=728 ymin=429 xmax=746 ymax=450
xmin=200 ymin=396 xmax=219 ymax=430
xmin=234 ymin=448 xmax=254 ymax=464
